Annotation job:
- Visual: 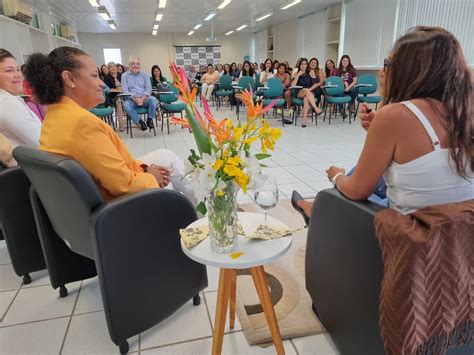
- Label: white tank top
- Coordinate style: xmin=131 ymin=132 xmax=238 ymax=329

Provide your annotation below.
xmin=384 ymin=101 xmax=474 ymax=215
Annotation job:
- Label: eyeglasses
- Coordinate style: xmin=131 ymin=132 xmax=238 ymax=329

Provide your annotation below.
xmin=383 ymin=58 xmax=390 ymax=72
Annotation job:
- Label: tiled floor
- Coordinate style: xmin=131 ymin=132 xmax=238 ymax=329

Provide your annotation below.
xmin=0 ymin=105 xmax=365 ymax=354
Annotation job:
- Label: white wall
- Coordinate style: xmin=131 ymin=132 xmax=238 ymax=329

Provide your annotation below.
xmin=297 ymin=10 xmax=329 ymax=63
xmin=78 ymin=32 xmax=253 ymax=78
xmin=274 ymin=20 xmax=299 ymax=66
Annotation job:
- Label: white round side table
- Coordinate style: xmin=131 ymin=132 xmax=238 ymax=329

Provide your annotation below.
xmin=181 ymin=212 xmax=291 ymax=355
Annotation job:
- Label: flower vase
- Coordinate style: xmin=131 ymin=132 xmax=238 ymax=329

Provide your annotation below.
xmin=207 ymin=182 xmax=238 ymax=253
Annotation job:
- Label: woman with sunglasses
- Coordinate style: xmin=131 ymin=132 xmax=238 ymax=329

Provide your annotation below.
xmin=292 ymin=27 xmax=473 ymax=224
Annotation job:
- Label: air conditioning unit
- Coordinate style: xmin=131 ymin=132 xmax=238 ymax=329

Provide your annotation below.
xmin=2 ymin=0 xmax=33 ymax=25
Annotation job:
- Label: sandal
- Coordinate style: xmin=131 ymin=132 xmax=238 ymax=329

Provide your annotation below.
xmin=291 ymin=191 xmax=310 ymax=226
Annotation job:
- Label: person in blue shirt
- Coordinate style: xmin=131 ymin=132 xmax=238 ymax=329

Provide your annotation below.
xmin=121 ymin=56 xmax=158 ymax=131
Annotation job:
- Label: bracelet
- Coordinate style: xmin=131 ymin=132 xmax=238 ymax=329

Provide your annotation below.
xmin=331 ymin=172 xmax=345 ymax=187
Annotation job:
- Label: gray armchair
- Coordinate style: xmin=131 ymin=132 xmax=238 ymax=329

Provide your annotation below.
xmin=305 ymin=188 xmax=472 ymax=355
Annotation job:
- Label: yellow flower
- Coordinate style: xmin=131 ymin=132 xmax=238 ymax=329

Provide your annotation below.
xmin=243 ymin=136 xmax=258 ymax=145
xmin=223 ymin=163 xmax=242 ymax=177
xmin=235 ymin=171 xmax=249 ymax=192
xmin=213 ymin=159 xmax=224 ymax=170
xmin=233 ymin=127 xmax=243 ymax=141
xmin=269 ymin=128 xmax=282 ymax=140
xmin=227 ymin=156 xmax=243 ymax=166
xmin=216 ymin=190 xmax=225 ymax=197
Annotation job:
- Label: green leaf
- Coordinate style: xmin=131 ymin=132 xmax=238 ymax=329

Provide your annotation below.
xmin=255 ymin=153 xmax=272 ymax=160
xmin=185 ymin=106 xmax=211 ymax=155
xmin=259 ymin=163 xmax=268 ymax=168
xmin=196 ymin=201 xmax=207 ymax=215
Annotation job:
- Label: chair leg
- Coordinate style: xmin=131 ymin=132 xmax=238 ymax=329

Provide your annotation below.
xmin=193 ymin=294 xmax=201 ymax=306
xmin=59 ymin=285 xmax=68 ymax=297
xmin=23 ymin=273 xmax=31 ymax=284
xmin=161 ymin=113 xmax=165 ymax=132
xmin=119 ymin=340 xmax=129 ymax=354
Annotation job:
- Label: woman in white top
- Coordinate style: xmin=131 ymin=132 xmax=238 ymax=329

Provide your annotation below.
xmin=292 ymin=26 xmax=473 ymax=222
xmin=215 ymin=63 xmax=224 ymax=78
xmin=0 ymin=49 xmax=41 ymax=166
xmin=259 ymin=58 xmax=274 ymax=85
xmin=238 ymin=61 xmax=256 ymax=81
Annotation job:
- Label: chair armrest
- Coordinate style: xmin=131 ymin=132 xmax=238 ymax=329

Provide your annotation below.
xmin=354 ymin=84 xmax=372 ymax=88
xmin=289 ymin=85 xmax=302 ymax=89
xmin=305 ymin=188 xmax=387 ymax=354
xmin=322 ymin=84 xmax=337 ymax=89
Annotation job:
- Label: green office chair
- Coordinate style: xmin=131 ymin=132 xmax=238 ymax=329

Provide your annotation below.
xmin=323 ymin=76 xmax=353 ymax=124
xmin=234 ymin=76 xmax=256 ymax=120
xmin=262 ymin=78 xmax=286 ymax=126
xmin=159 ymin=84 xmax=187 ymax=134
xmin=90 ymin=92 xmax=116 ymax=130
xmin=215 ymin=75 xmax=234 ymax=111
xmin=355 ymin=74 xmax=382 ymax=115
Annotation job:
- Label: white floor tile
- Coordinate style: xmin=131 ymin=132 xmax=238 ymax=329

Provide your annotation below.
xmin=140 ymin=298 xmax=212 ymax=350
xmin=0 ymin=242 xmax=11 ymax=265
xmin=0 ymin=289 xmax=17 ymax=320
xmin=278 ymin=182 xmax=316 ymax=198
xmin=0 ymin=264 xmax=21 ymax=291
xmin=0 ymin=317 xmax=69 ymax=354
xmin=204 ymin=266 xmax=219 ymax=292
xmin=62 ymin=311 xmax=139 ymax=354
xmin=74 ymin=277 xmax=103 ymax=315
xmin=292 ymin=333 xmax=340 ymax=354
xmin=142 ymin=332 xmax=296 ymax=355
xmin=204 ymin=291 xmax=242 ymax=332
xmin=2 ymin=283 xmax=79 ymax=326
xmin=283 ymin=164 xmax=318 ymax=174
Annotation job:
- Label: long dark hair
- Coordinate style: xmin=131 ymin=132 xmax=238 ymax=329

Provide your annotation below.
xmin=297 ymin=58 xmax=309 ymax=74
xmin=337 ymin=55 xmax=355 ymax=74
xmin=263 ymin=58 xmax=273 ymax=74
xmin=24 ymin=47 xmax=87 ymax=104
xmin=100 ymin=64 xmax=108 ymax=78
xmin=151 ymin=64 xmax=164 ymax=86
xmin=241 ymin=60 xmax=254 ymax=77
xmin=325 ymin=59 xmax=335 ymax=78
xmin=223 ymin=63 xmax=232 ymax=75
xmin=309 ymin=57 xmax=320 ymax=78
xmin=383 ymin=26 xmax=473 ymax=178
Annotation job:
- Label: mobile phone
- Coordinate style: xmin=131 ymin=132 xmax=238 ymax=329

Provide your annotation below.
xmin=366 ymin=108 xmax=372 ymax=113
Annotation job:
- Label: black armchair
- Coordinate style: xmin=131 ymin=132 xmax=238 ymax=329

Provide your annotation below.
xmin=13 ymin=146 xmax=208 ymax=354
xmin=0 ymin=166 xmax=46 ymax=284
xmin=305 ymin=188 xmax=473 ymax=355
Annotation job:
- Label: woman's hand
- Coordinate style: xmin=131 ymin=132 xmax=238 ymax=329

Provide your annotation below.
xmin=326 ymin=166 xmax=345 ymax=182
xmin=359 ymin=104 xmax=375 ymax=131
xmin=147 ymin=165 xmax=171 ymax=187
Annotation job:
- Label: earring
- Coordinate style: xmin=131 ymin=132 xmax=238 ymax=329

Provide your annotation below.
xmin=71 ymin=84 xmax=75 ymax=88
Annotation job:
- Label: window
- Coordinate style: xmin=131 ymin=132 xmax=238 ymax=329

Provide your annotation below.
xmin=103 ymin=48 xmax=122 ymax=65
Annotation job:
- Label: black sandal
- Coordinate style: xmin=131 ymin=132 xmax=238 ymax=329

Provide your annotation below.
xmin=291 ymin=191 xmax=310 ymax=226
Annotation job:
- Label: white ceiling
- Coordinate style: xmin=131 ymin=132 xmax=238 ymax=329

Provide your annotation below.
xmin=24 ymin=0 xmax=340 ymax=34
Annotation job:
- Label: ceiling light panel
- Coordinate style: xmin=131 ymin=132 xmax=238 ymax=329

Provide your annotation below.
xmin=217 ymin=0 xmax=232 ymax=10
xmin=281 ymin=0 xmax=302 ymax=10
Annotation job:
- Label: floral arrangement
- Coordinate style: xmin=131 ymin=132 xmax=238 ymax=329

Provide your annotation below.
xmin=169 ymin=61 xmax=282 ymax=215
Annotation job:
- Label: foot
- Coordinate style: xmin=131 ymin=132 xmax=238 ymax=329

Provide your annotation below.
xmin=138 ymin=119 xmax=148 ymax=131
xmin=291 ymin=191 xmax=310 ymax=226
xmin=302 ymin=125 xmax=307 ymax=128
xmin=146 ymin=117 xmax=155 ymax=129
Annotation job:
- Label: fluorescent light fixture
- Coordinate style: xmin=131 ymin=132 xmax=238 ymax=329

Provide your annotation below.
xmin=187 ymin=30 xmax=194 ymax=36
xmin=89 ymin=0 xmax=100 ymax=7
xmin=236 ymin=24 xmax=247 ymax=31
xmin=204 ymin=10 xmax=217 ymax=21
xmin=281 ymin=0 xmax=301 ymax=10
xmin=98 ymin=6 xmax=111 ymax=21
xmin=158 ymin=0 xmax=167 ymax=9
xmin=155 ymin=12 xmax=163 ymax=21
xmin=193 ymin=23 xmax=202 ymax=30
xmin=108 ymin=20 xmax=116 ymax=30
xmin=255 ymin=11 xmax=273 ymax=21
xmin=217 ymin=0 xmax=232 ymax=10
xmin=153 ymin=24 xmax=159 ymax=30
xmin=225 ymin=30 xmax=234 ymax=35
xmin=152 ymin=30 xmax=158 ymax=35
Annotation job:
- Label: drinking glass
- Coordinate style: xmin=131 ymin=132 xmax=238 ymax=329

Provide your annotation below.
xmin=254 ymin=177 xmax=279 ymax=225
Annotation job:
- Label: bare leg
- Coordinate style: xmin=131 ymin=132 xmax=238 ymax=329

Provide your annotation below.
xmin=298 ymin=89 xmax=310 ymax=126
xmin=305 ymin=90 xmax=322 ymax=114
xmin=284 ymin=90 xmax=292 ymax=108
xmin=297 ymin=199 xmax=313 ymax=218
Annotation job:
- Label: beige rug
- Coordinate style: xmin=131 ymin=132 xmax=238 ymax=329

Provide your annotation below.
xmin=237 ymin=200 xmax=326 ymax=346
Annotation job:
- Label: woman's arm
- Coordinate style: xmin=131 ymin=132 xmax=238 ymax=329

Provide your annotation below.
xmin=328 ymin=106 xmax=397 ymax=200
xmin=283 ymin=74 xmax=291 ymax=88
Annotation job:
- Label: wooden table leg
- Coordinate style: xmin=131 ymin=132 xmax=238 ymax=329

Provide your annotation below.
xmin=212 ymin=268 xmax=230 ymax=355
xmin=250 ymin=266 xmax=285 ymax=355
xmin=228 ymin=269 xmax=237 ymax=330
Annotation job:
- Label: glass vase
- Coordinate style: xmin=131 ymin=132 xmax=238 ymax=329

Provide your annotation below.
xmin=207 ymin=181 xmax=238 ymax=253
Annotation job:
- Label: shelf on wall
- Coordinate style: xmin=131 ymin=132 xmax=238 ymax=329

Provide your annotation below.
xmin=267 ymin=50 xmax=274 ymax=53
xmin=328 ymin=16 xmax=341 ymax=23
xmin=0 ymin=15 xmax=46 ymax=34
xmin=326 ymin=40 xmax=339 ymax=45
xmin=54 ymin=35 xmax=80 ymax=46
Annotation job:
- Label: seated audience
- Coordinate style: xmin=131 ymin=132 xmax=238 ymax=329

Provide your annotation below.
xmin=325 ymin=59 xmax=336 ymax=78
xmin=274 ymin=63 xmax=292 ymax=112
xmin=253 ymin=62 xmax=261 ymax=75
xmin=121 ymin=56 xmax=158 ymax=131
xmin=308 ymin=57 xmax=326 ymax=106
xmin=25 ymin=47 xmax=196 ymax=204
xmin=150 ymin=64 xmax=168 ymax=87
xmin=187 ymin=65 xmax=198 ymax=83
xmin=292 ymin=58 xmax=302 ymax=79
xmin=291 ymin=58 xmax=323 ymax=127
xmin=116 ymin=63 xmax=125 ymax=75
xmin=272 ymin=60 xmax=280 ymax=73
xmin=201 ymin=64 xmax=219 ymax=101
xmin=103 ymin=61 xmax=125 ymax=131
xmin=223 ymin=63 xmax=232 ymax=77
xmin=292 ymin=27 xmax=473 ymax=223
xmin=100 ymin=64 xmax=108 ymax=80
xmin=239 ymin=60 xmax=256 ymax=81
xmin=194 ymin=65 xmax=203 ymax=82
xmin=283 ymin=61 xmax=292 ymax=74
xmin=21 ymin=64 xmax=47 ymax=121
xmin=216 ymin=63 xmax=224 ymax=78
xmin=335 ymin=55 xmax=358 ymax=112
xmin=259 ymin=58 xmax=274 ymax=85
xmin=231 ymin=62 xmax=240 ymax=81
xmin=0 ymin=49 xmax=41 ymax=165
